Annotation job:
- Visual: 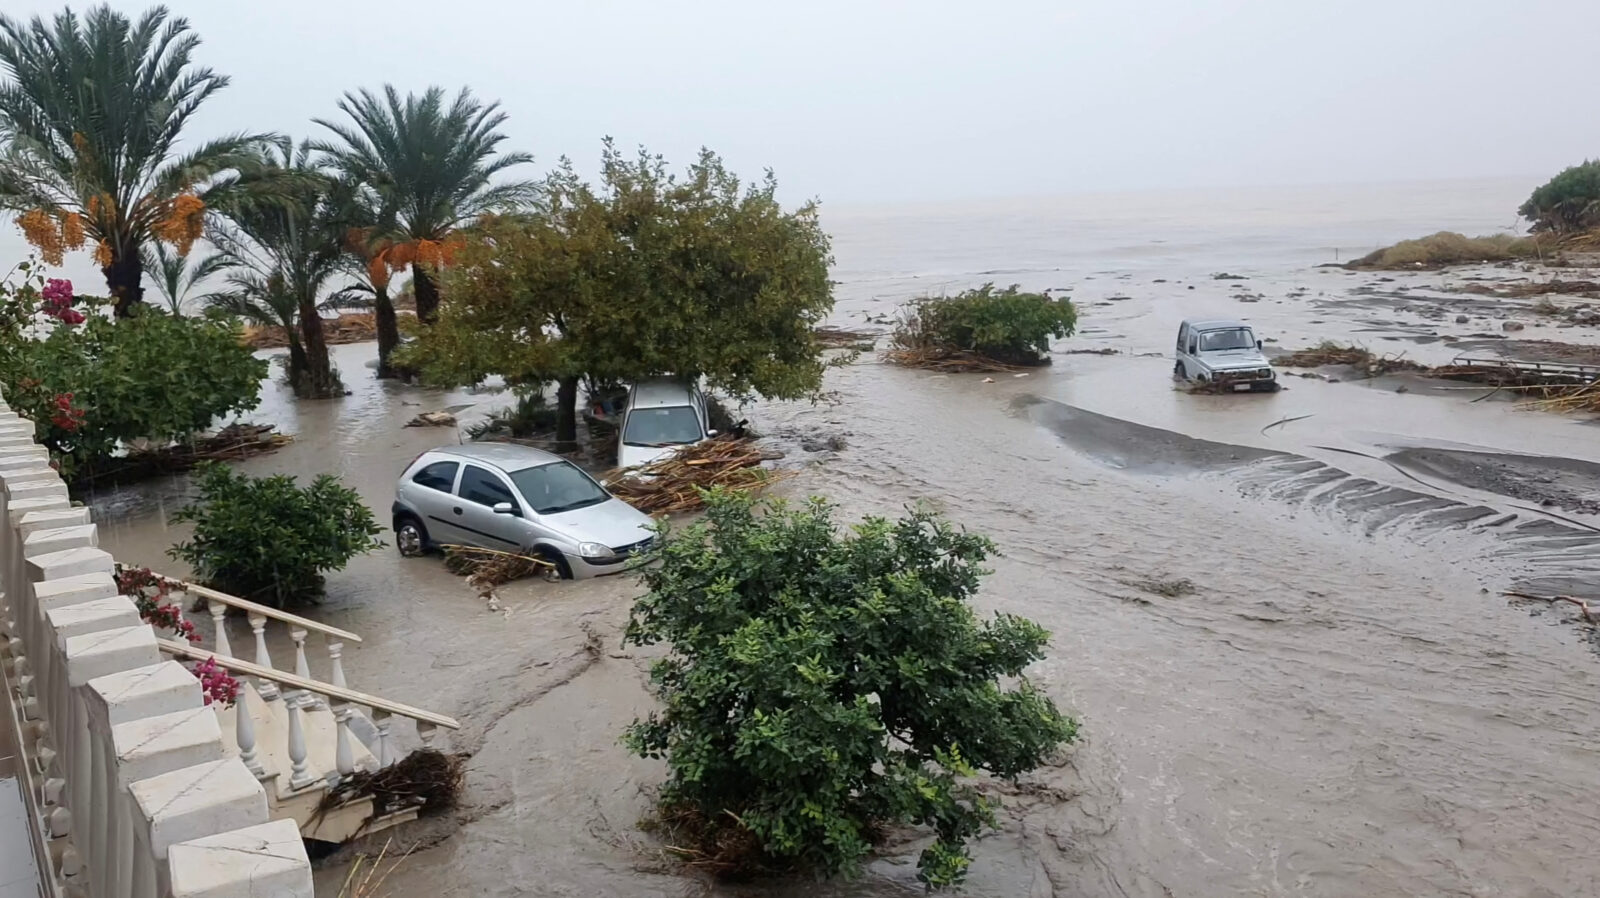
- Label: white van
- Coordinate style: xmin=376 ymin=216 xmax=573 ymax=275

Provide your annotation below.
xmin=616 ymin=378 xmax=713 ymax=469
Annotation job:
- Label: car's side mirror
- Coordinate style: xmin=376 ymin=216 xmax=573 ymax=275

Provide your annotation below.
xmin=492 ymin=502 xmax=516 ymax=516
xmin=707 ymin=429 xmax=719 ymax=437
xmin=1257 ymin=339 xmax=1263 ymax=349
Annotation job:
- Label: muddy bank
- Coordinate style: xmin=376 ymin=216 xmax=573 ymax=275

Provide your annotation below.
xmin=1388 ymin=447 xmax=1600 ymax=516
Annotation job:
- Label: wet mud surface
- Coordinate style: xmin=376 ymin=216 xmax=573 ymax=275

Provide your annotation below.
xmin=86 ymin=196 xmax=1600 ymax=896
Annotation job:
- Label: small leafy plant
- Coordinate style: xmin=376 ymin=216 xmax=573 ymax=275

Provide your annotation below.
xmin=169 ymin=463 xmax=384 ymax=606
xmin=624 ymin=491 xmax=1077 ymax=888
xmin=891 ymin=283 xmax=1076 ymax=367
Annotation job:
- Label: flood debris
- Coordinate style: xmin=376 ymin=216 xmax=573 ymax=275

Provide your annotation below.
xmin=1274 ymin=341 xmax=1427 ymax=375
xmin=1126 ymin=577 xmax=1197 ymax=598
xmin=243 ymin=312 xmax=380 ymax=349
xmin=603 ymin=436 xmax=789 ymax=515
xmin=813 ymin=325 xmax=878 ymax=350
xmin=1505 ymin=591 xmax=1598 ymax=625
xmin=442 ymin=544 xmax=556 ymax=590
xmin=404 ymin=411 xmax=457 ymax=428
xmin=318 ymin=748 xmax=466 ymax=822
xmin=71 ymin=423 xmax=292 ymax=488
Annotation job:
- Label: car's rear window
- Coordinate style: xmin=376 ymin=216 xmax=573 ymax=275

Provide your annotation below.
xmin=412 ymin=460 xmax=458 ymax=492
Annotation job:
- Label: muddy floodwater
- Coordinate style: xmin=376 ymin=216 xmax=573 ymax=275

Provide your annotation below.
xmin=90 ymin=178 xmax=1600 ymax=897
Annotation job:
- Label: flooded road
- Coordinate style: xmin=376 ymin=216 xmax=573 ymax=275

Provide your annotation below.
xmin=89 ymin=179 xmax=1600 ymax=896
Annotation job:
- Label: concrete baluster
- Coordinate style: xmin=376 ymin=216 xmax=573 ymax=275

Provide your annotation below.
xmin=372 ymin=709 xmax=395 ymax=768
xmin=327 ymin=638 xmax=348 ymax=691
xmin=205 ymin=599 xmax=231 ymax=658
xmin=247 ymin=612 xmax=279 ymax=700
xmin=333 ymin=707 xmax=356 ymax=784
xmin=235 ymin=688 xmax=264 ymax=778
xmin=290 ymin=626 xmax=320 ymax=710
xmin=418 ymin=721 xmax=439 ymax=751
xmin=286 ymin=700 xmax=314 ymax=789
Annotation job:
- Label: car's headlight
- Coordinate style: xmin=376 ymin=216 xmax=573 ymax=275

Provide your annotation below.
xmin=578 ymin=541 xmax=609 ymax=558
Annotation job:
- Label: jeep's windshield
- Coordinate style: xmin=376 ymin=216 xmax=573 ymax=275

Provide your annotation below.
xmin=1198 ymin=328 xmax=1256 ymax=352
xmin=622 ymin=406 xmax=703 ymax=447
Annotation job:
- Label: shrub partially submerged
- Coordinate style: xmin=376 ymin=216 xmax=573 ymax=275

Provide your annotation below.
xmin=169 ymin=463 xmax=384 ymax=605
xmin=1349 ymin=232 xmax=1541 ymax=270
xmin=624 ymin=492 xmax=1077 ymax=888
xmin=888 ymin=284 xmax=1076 ymax=370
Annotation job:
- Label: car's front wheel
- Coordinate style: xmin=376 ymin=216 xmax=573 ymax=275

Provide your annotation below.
xmin=395 ymin=517 xmax=429 ymax=557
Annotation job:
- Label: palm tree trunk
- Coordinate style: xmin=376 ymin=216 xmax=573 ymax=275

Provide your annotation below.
xmin=555 ymin=375 xmax=579 ymax=448
xmin=103 ymin=250 xmax=145 ymax=318
xmin=286 ymin=334 xmax=310 ymax=393
xmin=411 ymin=263 xmax=441 ymax=324
xmin=374 ymin=286 xmax=401 ymax=379
xmin=296 ymin=301 xmax=338 ymax=399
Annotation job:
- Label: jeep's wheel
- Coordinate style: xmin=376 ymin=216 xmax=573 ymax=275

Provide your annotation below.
xmin=1174 ymin=360 xmax=1185 ymax=378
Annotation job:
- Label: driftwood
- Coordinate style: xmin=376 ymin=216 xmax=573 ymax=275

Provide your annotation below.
xmin=1504 ymin=591 xmax=1597 ymax=624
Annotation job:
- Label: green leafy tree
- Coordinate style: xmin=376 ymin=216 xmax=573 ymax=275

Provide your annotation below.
xmin=0 ymin=263 xmax=266 ymax=481
xmin=141 ymin=241 xmax=227 ymax=316
xmin=624 ymin=492 xmax=1077 ymax=888
xmin=405 ymin=143 xmax=835 ymax=443
xmin=204 ymin=139 xmax=346 ymax=399
xmin=169 ymin=463 xmax=383 ymax=606
xmin=312 ymin=85 xmax=535 ymax=324
xmin=893 ymin=284 xmax=1077 ymax=367
xmin=1519 ymin=160 xmax=1600 ymax=234
xmin=0 ymin=5 xmax=280 ymax=315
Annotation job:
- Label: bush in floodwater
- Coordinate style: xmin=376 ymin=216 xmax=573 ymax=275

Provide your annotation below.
xmin=1351 ymin=231 xmax=1541 ymax=269
xmin=891 ymin=283 xmax=1076 ymax=366
xmin=623 ymin=491 xmax=1077 ymax=888
xmin=1520 ymin=160 xmax=1600 ymax=234
xmin=169 ymin=463 xmax=384 ymax=606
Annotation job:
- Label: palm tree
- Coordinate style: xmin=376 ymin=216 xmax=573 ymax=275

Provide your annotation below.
xmin=141 ymin=242 xmax=226 ymax=315
xmin=325 ymin=176 xmax=406 ymax=378
xmin=0 ymin=6 xmax=279 ymax=316
xmin=313 ymin=85 xmax=534 ymax=324
xmin=205 ymin=139 xmax=345 ymax=399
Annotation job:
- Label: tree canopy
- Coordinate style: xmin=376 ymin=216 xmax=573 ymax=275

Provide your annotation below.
xmin=0 ymin=4 xmax=278 ymax=315
xmin=1519 ymin=160 xmax=1600 ymax=234
xmin=406 ymin=142 xmax=835 ymax=440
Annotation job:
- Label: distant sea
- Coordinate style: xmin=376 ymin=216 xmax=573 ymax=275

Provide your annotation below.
xmin=0 ymin=176 xmax=1538 ymax=304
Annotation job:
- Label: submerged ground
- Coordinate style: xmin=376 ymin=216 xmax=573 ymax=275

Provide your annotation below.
xmin=90 ymin=190 xmax=1600 ymax=896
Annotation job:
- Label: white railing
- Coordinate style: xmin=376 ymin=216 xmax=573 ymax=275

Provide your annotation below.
xmin=0 ymin=400 xmax=313 ymax=898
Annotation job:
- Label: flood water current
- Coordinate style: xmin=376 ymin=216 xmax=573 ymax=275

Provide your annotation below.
xmin=89 ymin=178 xmax=1600 ymax=897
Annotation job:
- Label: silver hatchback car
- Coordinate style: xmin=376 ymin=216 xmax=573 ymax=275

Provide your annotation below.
xmin=392 ymin=443 xmax=655 ymax=578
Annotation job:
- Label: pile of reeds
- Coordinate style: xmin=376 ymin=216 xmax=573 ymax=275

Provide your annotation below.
xmin=1275 ymin=342 xmax=1426 ymax=375
xmin=243 ymin=312 xmax=379 ymax=349
xmin=71 ymin=423 xmax=292 ymax=488
xmin=1522 ymin=381 xmax=1600 ymax=414
xmin=318 ymin=748 xmax=465 ymax=821
xmin=442 ymin=545 xmax=555 ymax=587
xmin=604 ymin=436 xmax=788 ymax=515
xmin=882 ymin=346 xmax=1030 ymax=373
xmin=814 ymin=325 xmax=877 ymax=349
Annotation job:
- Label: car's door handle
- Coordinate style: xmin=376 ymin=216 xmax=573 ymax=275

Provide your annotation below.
xmin=453 ymin=507 xmax=463 ymax=515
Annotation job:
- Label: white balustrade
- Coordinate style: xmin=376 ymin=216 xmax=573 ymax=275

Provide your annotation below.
xmin=245 ymin=612 xmax=278 ymax=701
xmin=0 ymin=403 xmax=313 ymax=898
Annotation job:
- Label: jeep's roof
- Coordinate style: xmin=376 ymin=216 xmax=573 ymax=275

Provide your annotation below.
xmin=1181 ymin=317 xmax=1254 ymax=331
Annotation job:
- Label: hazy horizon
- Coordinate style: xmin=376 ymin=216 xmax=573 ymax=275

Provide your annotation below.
xmin=2 ymin=0 xmax=1597 ymax=206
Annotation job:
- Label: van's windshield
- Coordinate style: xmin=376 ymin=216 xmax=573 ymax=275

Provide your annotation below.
xmin=1198 ymin=328 xmax=1256 ymax=352
xmin=622 ymin=406 xmax=703 ymax=447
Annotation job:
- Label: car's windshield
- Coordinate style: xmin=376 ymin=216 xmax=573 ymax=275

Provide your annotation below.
xmin=622 ymin=405 xmax=703 ymax=447
xmin=1198 ymin=328 xmax=1257 ymax=352
xmin=508 ymin=461 xmax=610 ymax=515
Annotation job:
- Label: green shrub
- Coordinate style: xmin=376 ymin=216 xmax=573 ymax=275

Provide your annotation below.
xmin=0 ymin=267 xmax=266 ymax=479
xmin=1519 ymin=161 xmax=1600 ymax=233
xmin=465 ymin=390 xmax=559 ymax=440
xmin=623 ymin=491 xmax=1076 ymax=888
xmin=169 ymin=463 xmax=384 ymax=606
xmin=892 ymin=283 xmax=1076 ymax=365
xmin=1350 ymin=231 xmax=1541 ymax=269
